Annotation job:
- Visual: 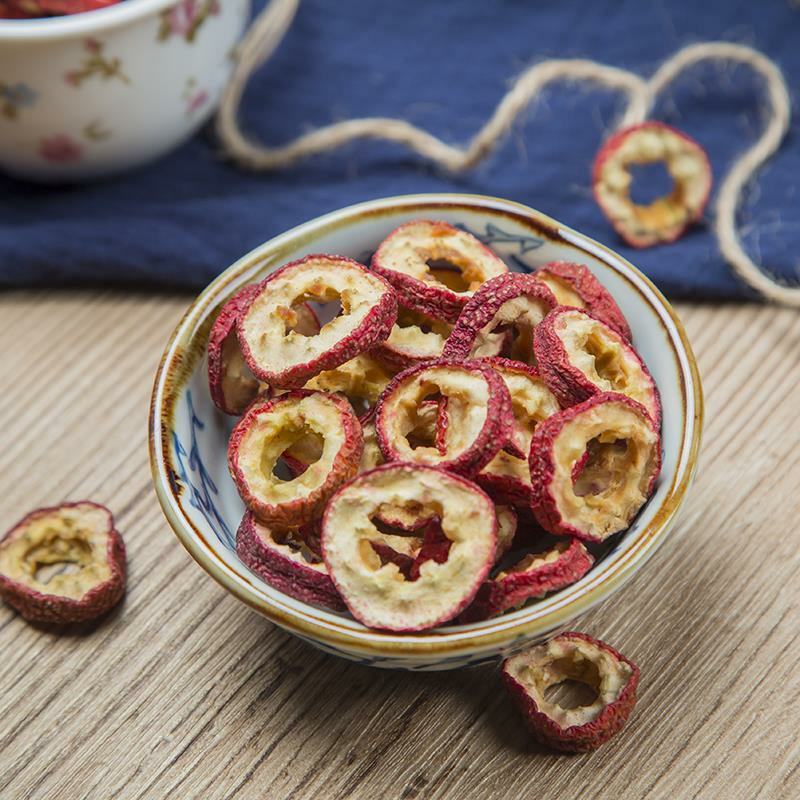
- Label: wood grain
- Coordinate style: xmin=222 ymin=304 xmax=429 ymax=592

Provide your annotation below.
xmin=0 ymin=291 xmax=798 ymax=800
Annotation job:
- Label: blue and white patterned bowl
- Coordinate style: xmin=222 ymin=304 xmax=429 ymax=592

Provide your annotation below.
xmin=149 ymin=194 xmax=703 ymax=671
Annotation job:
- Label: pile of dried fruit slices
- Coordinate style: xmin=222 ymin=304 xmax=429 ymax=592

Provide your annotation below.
xmin=210 ymin=220 xmax=663 ymax=636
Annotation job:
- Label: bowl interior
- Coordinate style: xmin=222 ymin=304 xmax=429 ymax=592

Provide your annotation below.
xmin=151 ymin=194 xmax=700 ymax=661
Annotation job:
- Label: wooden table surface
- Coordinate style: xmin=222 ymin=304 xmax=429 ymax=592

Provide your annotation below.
xmin=1 ymin=292 xmax=798 ymax=800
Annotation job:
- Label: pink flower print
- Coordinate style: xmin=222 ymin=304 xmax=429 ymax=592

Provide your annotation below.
xmin=167 ymin=0 xmax=199 ymax=37
xmin=39 ymin=134 xmax=82 ymax=163
xmin=186 ymin=88 xmax=209 ymax=115
xmin=84 ymin=37 xmax=102 ymax=55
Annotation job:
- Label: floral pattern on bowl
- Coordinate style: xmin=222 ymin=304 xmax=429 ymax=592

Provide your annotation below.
xmin=0 ymin=0 xmax=249 ymax=180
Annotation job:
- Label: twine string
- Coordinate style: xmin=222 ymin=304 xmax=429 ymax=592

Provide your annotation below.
xmin=216 ymin=0 xmax=797 ymax=306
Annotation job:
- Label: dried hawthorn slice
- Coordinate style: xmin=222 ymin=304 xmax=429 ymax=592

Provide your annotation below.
xmin=238 ymin=255 xmax=397 ymax=388
xmin=442 ymin=273 xmax=556 ymax=365
xmin=459 ymin=538 xmax=593 ymax=622
xmin=592 ymin=121 xmax=712 ymax=248
xmin=371 ymin=220 xmax=508 ymax=322
xmin=322 ymin=464 xmax=496 ymax=631
xmin=477 ymin=359 xmax=560 ymax=506
xmin=375 ymin=359 xmax=513 ymax=477
xmin=372 ymin=304 xmax=453 ymax=370
xmin=209 ymin=285 xmax=319 ymax=415
xmin=534 ymin=307 xmax=661 ymax=427
xmin=533 ymin=261 xmax=631 ymax=341
xmin=529 ymin=392 xmax=661 ymax=542
xmin=236 ymin=512 xmax=345 ymax=612
xmin=494 ymin=505 xmax=518 ymax=564
xmin=305 ymin=352 xmax=394 ymax=413
xmin=228 ymin=389 xmax=363 ymax=527
xmin=0 ymin=502 xmax=125 ymax=624
xmin=501 ymin=632 xmax=640 ymax=752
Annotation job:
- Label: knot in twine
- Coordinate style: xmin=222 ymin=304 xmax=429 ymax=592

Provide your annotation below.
xmin=216 ymin=0 xmax=797 ymax=307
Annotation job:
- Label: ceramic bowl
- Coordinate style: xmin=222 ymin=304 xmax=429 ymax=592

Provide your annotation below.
xmin=149 ymin=193 xmax=703 ymax=671
xmin=0 ymin=0 xmax=249 ymax=181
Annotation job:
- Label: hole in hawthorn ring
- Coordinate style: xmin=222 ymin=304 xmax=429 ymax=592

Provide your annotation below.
xmin=544 ymin=679 xmax=599 ymax=709
xmin=34 ymin=560 xmax=82 ymax=584
xmin=426 ymin=259 xmax=471 ymax=292
xmin=307 ymin=297 xmax=345 ymax=331
xmin=584 ymin=333 xmax=627 ymax=389
xmin=628 ymin=160 xmax=675 ymax=206
xmin=573 ymin=436 xmax=631 ymax=497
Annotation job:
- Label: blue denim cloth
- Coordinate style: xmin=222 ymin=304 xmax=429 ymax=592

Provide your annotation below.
xmin=1 ymin=0 xmax=797 ymax=298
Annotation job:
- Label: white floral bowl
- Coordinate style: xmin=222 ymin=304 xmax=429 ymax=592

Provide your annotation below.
xmin=0 ymin=0 xmax=249 ymax=181
xmin=149 ymin=194 xmax=703 ymax=671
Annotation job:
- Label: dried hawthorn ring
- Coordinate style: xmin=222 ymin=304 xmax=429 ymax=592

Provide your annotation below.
xmin=238 ymin=255 xmax=397 ymax=388
xmin=371 ymin=304 xmax=453 ymax=371
xmin=208 ymin=285 xmax=320 ymax=415
xmin=371 ymin=220 xmax=508 ymax=322
xmin=477 ymin=358 xmax=560 ymax=506
xmin=459 ymin=538 xmax=593 ymax=622
xmin=375 ymin=358 xmax=513 ymax=477
xmin=0 ymin=501 xmax=126 ymax=624
xmin=236 ymin=512 xmax=345 ymax=611
xmin=533 ymin=261 xmax=631 ymax=340
xmin=321 ymin=464 xmax=497 ymax=631
xmin=228 ymin=389 xmax=363 ymax=527
xmin=534 ymin=307 xmax=661 ymax=427
xmin=501 ymin=632 xmax=640 ymax=752
xmin=442 ymin=273 xmax=556 ymax=364
xmin=592 ymin=121 xmax=712 ymax=248
xmin=305 ymin=353 xmax=394 ymax=412
xmin=529 ymin=392 xmax=661 ymax=542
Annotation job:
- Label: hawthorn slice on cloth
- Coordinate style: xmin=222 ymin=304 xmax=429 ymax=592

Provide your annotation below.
xmin=592 ymin=121 xmax=712 ymax=248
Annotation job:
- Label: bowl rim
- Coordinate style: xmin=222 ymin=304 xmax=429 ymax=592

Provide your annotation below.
xmin=0 ymin=0 xmax=197 ymax=41
xmin=149 ymin=192 xmax=703 ymax=658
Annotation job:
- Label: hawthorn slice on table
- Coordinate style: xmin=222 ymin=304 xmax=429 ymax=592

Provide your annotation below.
xmin=228 ymin=389 xmax=363 ymax=527
xmin=322 ymin=464 xmax=497 ymax=631
xmin=236 ymin=512 xmax=345 ymax=612
xmin=533 ymin=261 xmax=631 ymax=341
xmin=442 ymin=273 xmax=556 ymax=364
xmin=238 ymin=255 xmax=397 ymax=388
xmin=476 ymin=359 xmax=560 ymax=506
xmin=371 ymin=220 xmax=508 ymax=322
xmin=208 ymin=284 xmax=320 ymax=415
xmin=0 ymin=501 xmax=126 ymax=624
xmin=502 ymin=632 xmax=640 ymax=752
xmin=459 ymin=538 xmax=593 ymax=622
xmin=529 ymin=393 xmax=661 ymax=542
xmin=534 ymin=307 xmax=661 ymax=427
xmin=375 ymin=359 xmax=513 ymax=478
xmin=592 ymin=121 xmax=712 ymax=248
xmin=372 ymin=304 xmax=453 ymax=370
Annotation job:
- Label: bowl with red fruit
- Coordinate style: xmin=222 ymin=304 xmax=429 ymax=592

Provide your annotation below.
xmin=149 ymin=193 xmax=703 ymax=670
